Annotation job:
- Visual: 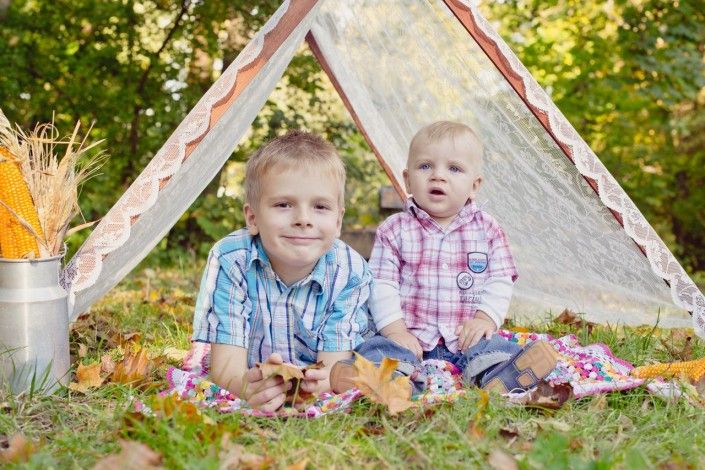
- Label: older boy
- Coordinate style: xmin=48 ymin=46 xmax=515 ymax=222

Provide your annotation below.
xmin=333 ymin=121 xmax=556 ymax=394
xmin=191 ymin=131 xmax=372 ymax=411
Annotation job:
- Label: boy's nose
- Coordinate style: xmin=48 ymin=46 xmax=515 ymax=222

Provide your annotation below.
xmin=294 ymin=208 xmax=313 ymax=227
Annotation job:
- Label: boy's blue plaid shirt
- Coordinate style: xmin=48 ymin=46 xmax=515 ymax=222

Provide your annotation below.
xmin=192 ymin=229 xmax=372 ymax=367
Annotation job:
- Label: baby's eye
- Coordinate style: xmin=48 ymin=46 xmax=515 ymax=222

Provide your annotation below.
xmin=418 ymin=163 xmax=431 ymax=170
xmin=449 ymin=165 xmax=462 ymax=173
xmin=315 ymin=204 xmax=332 ymax=211
xmin=274 ymin=202 xmax=291 ymax=208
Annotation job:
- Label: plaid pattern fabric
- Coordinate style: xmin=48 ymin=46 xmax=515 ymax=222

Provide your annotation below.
xmin=192 ymin=229 xmax=371 ymax=367
xmin=369 ymin=199 xmax=518 ymax=353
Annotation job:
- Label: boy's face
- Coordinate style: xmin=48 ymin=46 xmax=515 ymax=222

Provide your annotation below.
xmin=403 ymin=136 xmax=483 ymax=227
xmin=244 ymin=165 xmax=344 ymax=285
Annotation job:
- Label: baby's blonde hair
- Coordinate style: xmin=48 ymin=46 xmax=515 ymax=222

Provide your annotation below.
xmin=245 ymin=130 xmax=346 ymax=207
xmin=408 ymin=121 xmax=484 ymax=168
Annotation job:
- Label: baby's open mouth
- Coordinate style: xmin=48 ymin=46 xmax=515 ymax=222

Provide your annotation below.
xmin=430 ymin=189 xmax=445 ymax=195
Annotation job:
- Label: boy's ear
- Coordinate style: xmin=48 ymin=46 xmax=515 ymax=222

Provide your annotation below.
xmin=243 ymin=203 xmax=259 ymax=236
xmin=335 ymin=207 xmax=344 ymax=238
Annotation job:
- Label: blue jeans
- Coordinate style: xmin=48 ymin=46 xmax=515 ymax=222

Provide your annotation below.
xmin=354 ymin=334 xmax=522 ymax=390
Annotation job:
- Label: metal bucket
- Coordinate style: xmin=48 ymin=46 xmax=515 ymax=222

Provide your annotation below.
xmin=0 ymin=254 xmax=70 ymax=394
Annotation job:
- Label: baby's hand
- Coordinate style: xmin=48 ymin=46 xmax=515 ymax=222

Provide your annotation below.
xmin=456 ymin=313 xmax=497 ymax=351
xmin=387 ymin=331 xmax=423 ymax=359
xmin=241 ymin=353 xmax=291 ymax=412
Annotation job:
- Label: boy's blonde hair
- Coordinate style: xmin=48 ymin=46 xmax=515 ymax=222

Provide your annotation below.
xmin=245 ymin=130 xmax=346 ymax=207
xmin=408 ymin=121 xmax=484 ymax=167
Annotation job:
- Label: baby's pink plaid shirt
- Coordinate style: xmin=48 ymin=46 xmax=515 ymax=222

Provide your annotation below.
xmin=368 ymin=199 xmax=518 ymax=353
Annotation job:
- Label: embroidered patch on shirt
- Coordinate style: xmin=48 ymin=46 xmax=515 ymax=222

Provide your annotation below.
xmin=456 ymin=271 xmax=474 ymax=290
xmin=467 ymin=251 xmax=488 ymax=273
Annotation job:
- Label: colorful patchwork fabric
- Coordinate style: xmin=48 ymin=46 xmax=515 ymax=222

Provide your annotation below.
xmin=496 ymin=330 xmax=644 ymax=398
xmin=154 ymin=331 xmax=665 ymax=418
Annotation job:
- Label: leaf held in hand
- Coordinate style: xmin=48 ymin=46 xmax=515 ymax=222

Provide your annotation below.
xmin=352 ymin=353 xmax=414 ymax=415
xmin=69 ymin=362 xmax=104 ymax=392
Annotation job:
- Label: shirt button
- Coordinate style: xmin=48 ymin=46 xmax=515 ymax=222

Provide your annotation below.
xmin=442 ymin=263 xmax=449 ymax=270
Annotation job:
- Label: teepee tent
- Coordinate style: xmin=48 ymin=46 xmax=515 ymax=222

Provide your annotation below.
xmin=60 ymin=0 xmax=705 ymax=338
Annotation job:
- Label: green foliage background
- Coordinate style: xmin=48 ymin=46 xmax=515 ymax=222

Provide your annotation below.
xmin=0 ymin=0 xmax=703 ymax=279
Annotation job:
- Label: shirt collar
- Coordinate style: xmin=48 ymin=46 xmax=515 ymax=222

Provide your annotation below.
xmin=405 ymin=197 xmax=480 ymax=229
xmin=248 ymin=235 xmax=325 ymax=292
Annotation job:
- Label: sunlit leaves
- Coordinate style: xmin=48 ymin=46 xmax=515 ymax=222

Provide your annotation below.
xmin=352 ymin=353 xmax=415 ymax=415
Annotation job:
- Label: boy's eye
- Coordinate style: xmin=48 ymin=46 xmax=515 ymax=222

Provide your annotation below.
xmin=418 ymin=163 xmax=431 ymax=170
xmin=449 ymin=165 xmax=462 ymax=173
xmin=315 ymin=204 xmax=331 ymax=211
xmin=274 ymin=202 xmax=291 ymax=208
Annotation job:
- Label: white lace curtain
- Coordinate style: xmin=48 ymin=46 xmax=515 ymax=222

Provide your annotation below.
xmin=310 ymin=0 xmax=691 ymax=327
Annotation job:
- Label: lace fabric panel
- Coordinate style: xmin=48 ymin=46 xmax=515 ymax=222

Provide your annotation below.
xmin=62 ymin=0 xmax=320 ymax=318
xmin=311 ymin=0 xmax=697 ymax=329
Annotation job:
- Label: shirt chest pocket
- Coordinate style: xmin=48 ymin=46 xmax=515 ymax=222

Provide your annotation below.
xmin=457 ymin=240 xmax=490 ymax=301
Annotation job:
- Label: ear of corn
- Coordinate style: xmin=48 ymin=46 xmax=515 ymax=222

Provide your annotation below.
xmin=632 ymin=356 xmax=705 ymax=382
xmin=0 ymin=146 xmax=44 ymax=259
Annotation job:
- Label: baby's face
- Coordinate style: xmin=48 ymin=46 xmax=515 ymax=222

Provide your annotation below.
xmin=403 ymin=136 xmax=483 ymax=227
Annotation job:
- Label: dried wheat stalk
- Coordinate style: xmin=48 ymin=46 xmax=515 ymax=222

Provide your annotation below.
xmin=0 ymin=109 xmax=105 ymax=256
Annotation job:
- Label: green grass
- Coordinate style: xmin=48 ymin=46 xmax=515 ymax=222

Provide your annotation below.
xmin=2 ymin=266 xmax=705 ymax=469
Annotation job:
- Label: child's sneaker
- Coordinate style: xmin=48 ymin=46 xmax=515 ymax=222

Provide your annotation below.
xmin=480 ymin=340 xmax=558 ymax=394
xmin=329 ymin=359 xmax=358 ymax=394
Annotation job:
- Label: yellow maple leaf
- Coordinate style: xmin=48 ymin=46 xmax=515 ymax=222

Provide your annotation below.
xmin=69 ymin=362 xmax=104 ymax=393
xmin=352 ymin=353 xmax=414 ymax=415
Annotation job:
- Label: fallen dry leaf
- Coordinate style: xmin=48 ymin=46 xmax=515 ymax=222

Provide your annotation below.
xmin=556 ymin=309 xmax=595 ymax=333
xmin=509 ymin=381 xmax=573 ymax=410
xmin=69 ymin=362 xmax=104 ymax=393
xmin=286 ymin=458 xmax=309 ymax=470
xmin=78 ymin=343 xmax=88 ymax=358
xmin=0 ymin=433 xmax=36 ymax=464
xmin=108 ymin=331 xmax=142 ymax=348
xmin=91 ymin=440 xmax=163 ymax=469
xmin=110 ymin=347 xmax=162 ymax=388
xmin=659 ymin=332 xmax=693 ymax=361
xmin=498 ymin=425 xmax=519 ymax=440
xmin=101 ymin=354 xmax=116 ymax=376
xmin=219 ymin=434 xmax=271 ymax=470
xmin=352 ymin=353 xmax=414 ymax=415
xmin=487 ymin=449 xmax=518 ymax=470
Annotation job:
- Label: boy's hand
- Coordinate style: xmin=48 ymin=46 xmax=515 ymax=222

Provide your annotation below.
xmin=241 ymin=353 xmax=292 ymax=412
xmin=456 ymin=311 xmax=497 ymax=351
xmin=387 ymin=331 xmax=423 ymax=359
xmin=300 ymin=367 xmax=328 ymax=394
